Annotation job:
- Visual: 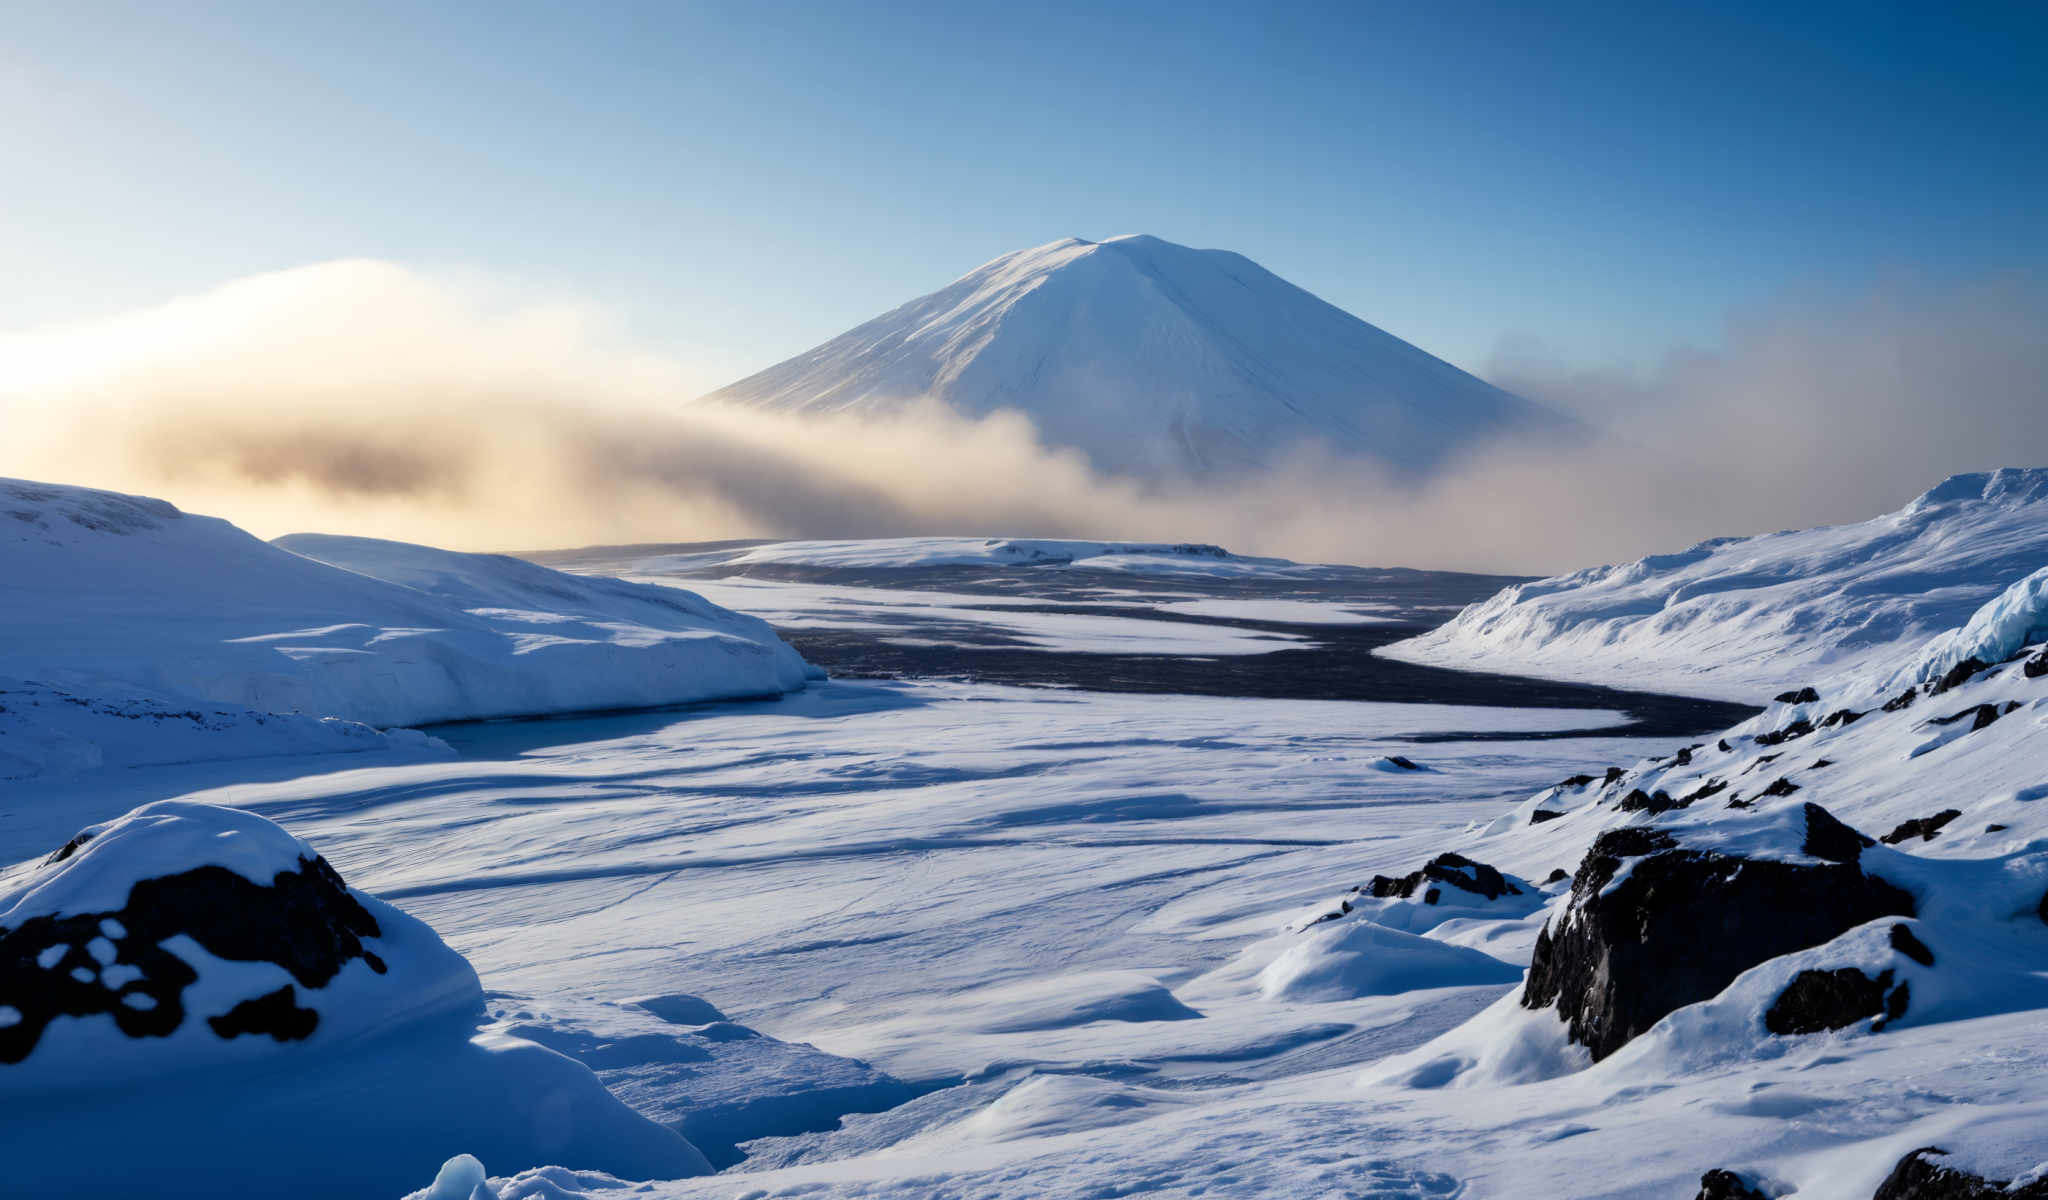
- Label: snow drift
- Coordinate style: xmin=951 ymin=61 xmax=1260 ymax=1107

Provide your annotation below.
xmin=0 ymin=477 xmax=814 ymax=732
xmin=1382 ymin=468 xmax=2048 ymax=703
xmin=0 ymin=801 xmax=710 ymax=1196
xmin=700 ymin=234 xmax=1581 ymax=482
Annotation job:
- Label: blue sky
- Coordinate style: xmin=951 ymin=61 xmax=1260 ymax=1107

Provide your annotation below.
xmin=3 ymin=0 xmax=2041 ymax=381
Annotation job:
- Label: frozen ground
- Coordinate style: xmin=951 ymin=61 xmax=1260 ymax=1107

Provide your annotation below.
xmin=3 ymin=488 xmax=2044 ymax=1199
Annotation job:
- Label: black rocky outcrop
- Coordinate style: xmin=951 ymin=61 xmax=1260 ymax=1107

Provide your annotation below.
xmin=1754 ymin=720 xmax=1814 ymax=747
xmin=1763 ymin=966 xmax=1906 ymax=1035
xmin=1883 ymin=688 xmax=1919 ymax=713
xmin=1759 ymin=777 xmax=1802 ymax=798
xmin=1364 ymin=853 xmax=1521 ymax=904
xmin=1679 ymin=779 xmax=1730 ymax=806
xmin=1529 ymin=808 xmax=1565 ymax=825
xmin=1931 ymin=704 xmax=2002 ymax=732
xmin=1774 ymin=687 xmax=1820 ymax=705
xmin=1618 ymin=788 xmax=1683 ymax=815
xmin=1930 ymin=657 xmax=1991 ymax=695
xmin=1521 ymin=803 xmax=1914 ymax=1060
xmin=1695 ymin=1169 xmax=1770 ymax=1200
xmin=1819 ymin=708 xmax=1865 ymax=729
xmin=2026 ymin=647 xmax=2048 ymax=680
xmin=1881 ymin=810 xmax=1962 ymax=845
xmin=1381 ymin=755 xmax=1421 ymax=770
xmin=1874 ymin=1147 xmax=2048 ymax=1199
xmin=1557 ymin=773 xmax=1598 ymax=789
xmin=0 ymin=849 xmax=384 ymax=1064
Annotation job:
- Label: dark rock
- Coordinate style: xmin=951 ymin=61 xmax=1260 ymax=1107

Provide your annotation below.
xmin=1755 ymin=752 xmax=1782 ymax=766
xmin=1774 ymin=687 xmax=1820 ymax=705
xmin=1881 ymin=809 xmax=1963 ymax=845
xmin=1883 ymin=688 xmax=1920 ymax=713
xmin=1603 ymin=766 xmax=1625 ymax=785
xmin=1874 ymin=1147 xmax=2048 ymax=1199
xmin=1754 ymin=720 xmax=1814 ymax=746
xmin=1529 ymin=808 xmax=1565 ymax=825
xmin=1818 ymin=708 xmax=1865 ymax=729
xmin=1695 ymin=1168 xmax=1770 ymax=1200
xmin=1618 ymin=788 xmax=1683 ymax=814
xmin=1985 ymin=823 xmax=2009 ymax=833
xmin=1889 ymin=923 xmax=1935 ymax=967
xmin=1802 ymin=803 xmax=1877 ymax=863
xmin=2026 ymin=647 xmax=2048 ymax=680
xmin=1718 ymin=739 xmax=1733 ymax=752
xmin=1382 ymin=755 xmax=1421 ymax=770
xmin=2038 ymin=886 xmax=2048 ymax=926
xmin=207 ymin=985 xmax=320 ymax=1041
xmin=1523 ymin=803 xmax=1912 ymax=1060
xmin=1931 ymin=657 xmax=1990 ymax=694
xmin=1544 ymin=868 xmax=1569 ymax=884
xmin=1760 ymin=777 xmax=1802 ymax=798
xmin=1680 ymin=779 xmax=1729 ymax=806
xmin=1557 ymin=774 xmax=1598 ymax=789
xmin=1810 ymin=758 xmax=1834 ymax=769
xmin=1364 ymin=853 xmax=1521 ymax=903
xmin=2005 ymin=700 xmax=2023 ymax=714
xmin=1765 ymin=967 xmax=1894 ymax=1035
xmin=1929 ymin=704 xmax=2001 ymax=732
xmin=1726 ymin=794 xmax=1753 ymax=810
xmin=1674 ymin=746 xmax=1694 ymax=766
xmin=0 ymin=849 xmax=383 ymax=1064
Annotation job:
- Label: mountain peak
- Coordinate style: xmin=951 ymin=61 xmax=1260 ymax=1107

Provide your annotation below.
xmin=701 ymin=238 xmax=1582 ymax=482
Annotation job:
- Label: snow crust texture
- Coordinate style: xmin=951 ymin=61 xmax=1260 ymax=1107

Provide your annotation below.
xmin=700 ymin=235 xmax=1578 ymax=481
xmin=1385 ymin=468 xmax=2048 ymax=702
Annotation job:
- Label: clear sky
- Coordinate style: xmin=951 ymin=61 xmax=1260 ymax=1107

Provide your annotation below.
xmin=3 ymin=0 xmax=2042 ymax=380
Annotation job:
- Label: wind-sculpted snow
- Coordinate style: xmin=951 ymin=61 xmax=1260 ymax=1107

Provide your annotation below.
xmin=0 ymin=676 xmax=448 ymax=781
xmin=0 ymin=477 xmax=813 ymax=733
xmin=1384 ymin=468 xmax=2048 ymax=702
xmin=700 ymin=234 xmax=1580 ymax=482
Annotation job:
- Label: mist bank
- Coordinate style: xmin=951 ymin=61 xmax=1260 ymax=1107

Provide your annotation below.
xmin=3 ymin=260 xmax=2041 ymax=574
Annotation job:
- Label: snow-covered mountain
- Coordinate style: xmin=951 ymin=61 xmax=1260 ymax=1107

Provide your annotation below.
xmin=0 ymin=478 xmax=814 ymax=735
xmin=1382 ymin=468 xmax=2048 ymax=703
xmin=698 ymin=235 xmax=1580 ymax=481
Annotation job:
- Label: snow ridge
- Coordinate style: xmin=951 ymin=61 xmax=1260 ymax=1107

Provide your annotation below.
xmin=1382 ymin=468 xmax=2048 ymax=702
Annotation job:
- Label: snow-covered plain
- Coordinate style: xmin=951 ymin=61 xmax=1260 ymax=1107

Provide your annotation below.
xmin=5 ymin=478 xmax=2047 ymax=1199
xmin=1384 ymin=469 xmax=2048 ymax=703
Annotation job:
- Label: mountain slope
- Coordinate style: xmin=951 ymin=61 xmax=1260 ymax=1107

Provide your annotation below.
xmin=698 ymin=235 xmax=1579 ymax=481
xmin=1381 ymin=469 xmax=2048 ymax=703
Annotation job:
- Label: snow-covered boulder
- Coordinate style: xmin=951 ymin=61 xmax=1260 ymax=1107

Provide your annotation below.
xmin=1522 ymin=803 xmax=1917 ymax=1061
xmin=0 ymin=477 xmax=813 ymax=731
xmin=1874 ymin=1143 xmax=2048 ymax=1199
xmin=1382 ymin=469 xmax=2048 ymax=703
xmin=0 ymin=801 xmax=710 ymax=1196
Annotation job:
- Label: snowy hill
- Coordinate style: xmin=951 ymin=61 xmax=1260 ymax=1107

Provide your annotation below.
xmin=1382 ymin=469 xmax=2048 ymax=703
xmin=0 ymin=478 xmax=814 ymax=733
xmin=698 ymin=235 xmax=1580 ymax=481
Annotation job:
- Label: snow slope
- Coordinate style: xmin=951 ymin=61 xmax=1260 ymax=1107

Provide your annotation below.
xmin=0 ymin=478 xmax=813 ymax=731
xmin=1383 ymin=469 xmax=2048 ymax=702
xmin=698 ymin=235 xmax=1580 ymax=481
